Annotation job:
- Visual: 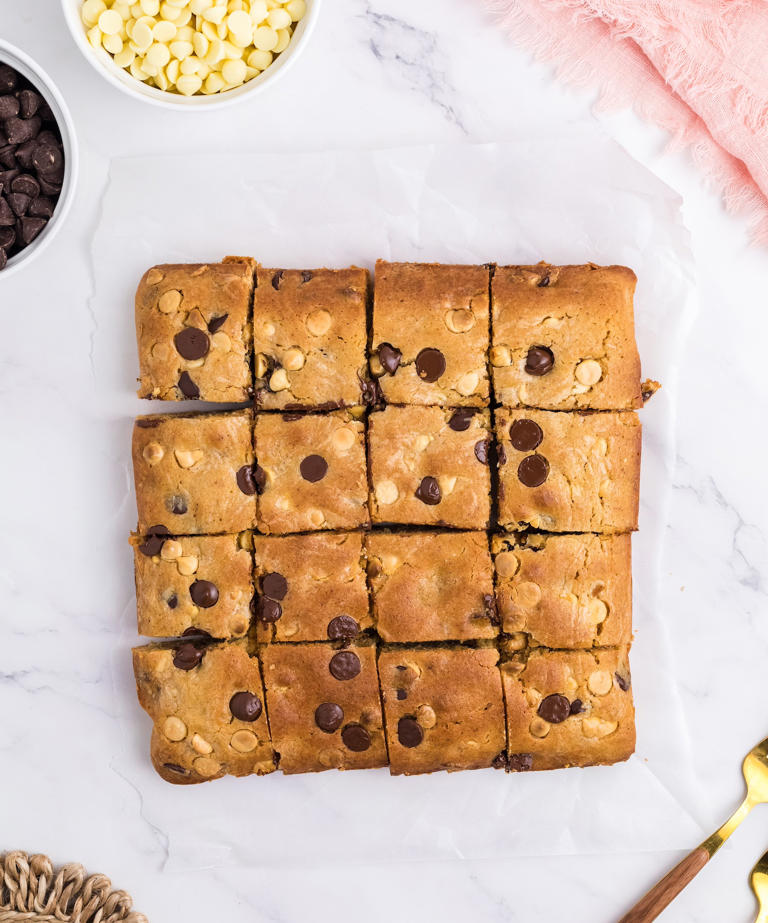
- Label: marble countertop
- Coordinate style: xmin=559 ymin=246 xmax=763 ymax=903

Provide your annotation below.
xmin=2 ymin=1 xmax=768 ymax=921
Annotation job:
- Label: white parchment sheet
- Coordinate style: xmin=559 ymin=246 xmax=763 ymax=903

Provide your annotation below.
xmin=92 ymin=135 xmax=703 ymax=868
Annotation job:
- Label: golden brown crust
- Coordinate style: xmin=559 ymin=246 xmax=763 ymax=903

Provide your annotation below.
xmin=368 ymin=406 xmax=492 ymax=529
xmin=136 ymin=258 xmax=255 ymax=402
xmin=132 ymin=410 xmax=255 ymax=534
xmin=492 ymin=533 xmax=632 ymax=649
xmin=491 ymin=263 xmax=642 ymax=410
xmin=253 ymin=532 xmax=370 ymax=642
xmin=371 ymin=261 xmax=490 ymax=406
xmin=133 ymin=641 xmax=274 ymax=785
xmin=261 ymin=643 xmax=387 ymax=773
xmin=366 ymin=531 xmax=497 ymax=641
xmin=378 ymin=647 xmax=505 ymax=774
xmin=255 ymin=410 xmax=369 ymax=533
xmin=132 ymin=533 xmax=253 ymax=639
xmin=496 ymin=408 xmax=641 ymax=533
xmin=501 ymin=646 xmax=635 ymax=770
xmin=253 ymin=267 xmax=369 ymax=408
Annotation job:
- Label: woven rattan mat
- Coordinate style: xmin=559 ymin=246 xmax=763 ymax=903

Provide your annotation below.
xmin=0 ymin=852 xmax=146 ymax=922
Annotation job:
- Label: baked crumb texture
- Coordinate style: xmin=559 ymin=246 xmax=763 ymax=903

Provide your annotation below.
xmin=131 ymin=260 xmax=645 ymax=781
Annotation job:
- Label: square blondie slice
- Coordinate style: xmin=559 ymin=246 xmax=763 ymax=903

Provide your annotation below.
xmin=492 ymin=533 xmax=632 ymax=650
xmin=255 ymin=410 xmax=368 ymax=533
xmin=500 ymin=646 xmax=635 ymax=771
xmin=366 ymin=531 xmax=497 ymax=641
xmin=132 ymin=532 xmax=253 ymax=640
xmin=378 ymin=646 xmax=506 ymax=774
xmin=261 ymin=642 xmax=387 ymax=773
xmin=491 ymin=263 xmax=642 ymax=410
xmin=368 ymin=406 xmax=492 ymax=529
xmin=253 ymin=267 xmax=369 ymax=409
xmin=136 ymin=257 xmax=255 ymax=402
xmin=133 ymin=409 xmax=256 ymax=534
xmin=252 ymin=532 xmax=371 ymax=642
xmin=371 ymin=261 xmax=490 ymax=406
xmin=496 ymin=408 xmax=641 ymax=533
xmin=133 ymin=640 xmax=274 ymax=785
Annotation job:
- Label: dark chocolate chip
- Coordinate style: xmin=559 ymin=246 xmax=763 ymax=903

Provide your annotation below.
xmin=525 ymin=346 xmax=554 ymax=376
xmin=5 ymin=116 xmax=41 ymax=145
xmin=8 ymin=192 xmax=30 ymax=216
xmin=262 ymin=572 xmax=288 ymax=600
xmin=570 ymin=699 xmax=583 ymax=715
xmin=329 ymin=650 xmax=361 ymax=681
xmin=28 ymin=195 xmax=54 ymax=219
xmin=0 ymin=249 xmax=6 ymax=271
xmin=492 ymin=751 xmax=508 ymax=770
xmin=358 ymin=374 xmax=382 ymax=405
xmin=615 ymin=672 xmax=630 ymax=691
xmin=38 ymin=175 xmax=61 ymax=196
xmin=0 ymin=226 xmax=15 ymax=249
xmin=174 ymin=327 xmax=210 ymax=360
xmin=207 ymin=313 xmax=228 ymax=334
xmin=271 ymin=269 xmax=284 ymax=290
xmin=397 ymin=716 xmax=424 ymax=748
xmin=14 ymin=140 xmax=37 ymax=170
xmin=509 ymin=419 xmax=543 ymax=452
xmin=32 ymin=140 xmax=62 ymax=175
xmin=0 ymin=65 xmax=17 ymax=94
xmin=314 ymin=702 xmax=343 ymax=732
xmin=19 ymin=216 xmax=46 ymax=244
xmin=173 ymin=642 xmax=204 ymax=671
xmin=136 ymin=418 xmax=159 ymax=428
xmin=396 ymin=689 xmax=407 ymax=701
xmin=18 ymin=89 xmax=41 ymax=119
xmin=178 ymin=371 xmax=199 ymax=398
xmin=300 ymin=454 xmax=328 ymax=482
xmin=181 ymin=627 xmax=214 ymax=642
xmin=11 ymin=174 xmax=39 ymax=198
xmin=0 ymin=146 xmax=16 ymax=169
xmin=163 ymin=762 xmax=188 ymax=775
xmin=327 ymin=615 xmax=360 ymax=642
xmin=237 ymin=462 xmax=266 ymax=496
xmin=415 ymin=476 xmax=441 ymax=505
xmin=474 ymin=438 xmax=490 ymax=465
xmin=483 ymin=593 xmax=500 ymax=626
xmin=378 ymin=342 xmax=402 ymax=375
xmin=498 ymin=444 xmax=508 ymax=466
xmin=167 ymin=594 xmax=178 ymax=609
xmin=138 ymin=524 xmax=171 ymax=556
xmin=537 ymin=272 xmax=551 ymax=287
xmin=168 ymin=494 xmax=188 ymax=515
xmin=254 ymin=596 xmax=282 ymax=623
xmin=341 ymin=723 xmax=371 ymax=752
xmin=507 ymin=753 xmax=533 ymax=772
xmin=0 ymin=198 xmax=15 ymax=227
xmin=301 ymin=270 xmax=313 ymax=283
xmin=230 ymin=691 xmax=263 ymax=722
xmin=448 ymin=408 xmax=476 ymax=431
xmin=518 ymin=454 xmax=550 ymax=487
xmin=537 ymin=693 xmax=571 ymax=724
xmin=190 ymin=580 xmax=219 ymax=608
xmin=0 ymin=95 xmax=19 ymax=119
xmin=415 ymin=347 xmax=446 ymax=382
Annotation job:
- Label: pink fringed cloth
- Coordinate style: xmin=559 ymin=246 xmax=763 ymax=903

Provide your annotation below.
xmin=481 ymin=0 xmax=768 ymax=242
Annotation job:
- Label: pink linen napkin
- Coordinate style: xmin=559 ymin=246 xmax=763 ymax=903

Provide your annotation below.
xmin=481 ymin=0 xmax=768 ymax=242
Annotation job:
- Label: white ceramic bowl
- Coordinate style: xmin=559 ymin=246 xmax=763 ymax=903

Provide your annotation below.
xmin=0 ymin=40 xmax=79 ymax=280
xmin=61 ymin=0 xmax=321 ymax=110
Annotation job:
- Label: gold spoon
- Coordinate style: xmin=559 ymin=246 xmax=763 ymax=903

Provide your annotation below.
xmin=619 ymin=736 xmax=768 ymax=922
xmin=750 ymin=849 xmax=768 ymax=923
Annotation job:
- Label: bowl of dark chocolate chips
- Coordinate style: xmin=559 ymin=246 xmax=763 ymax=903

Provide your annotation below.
xmin=0 ymin=40 xmax=78 ymax=278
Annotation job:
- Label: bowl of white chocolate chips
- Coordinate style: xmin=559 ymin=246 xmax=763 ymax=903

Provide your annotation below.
xmin=61 ymin=0 xmax=319 ymax=108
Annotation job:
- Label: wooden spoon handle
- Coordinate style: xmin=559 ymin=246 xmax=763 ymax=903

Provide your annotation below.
xmin=618 ymin=846 xmax=710 ymax=923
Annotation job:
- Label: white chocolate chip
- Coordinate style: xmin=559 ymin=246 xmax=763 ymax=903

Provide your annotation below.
xmin=211 ymin=331 xmax=231 ymax=352
xmin=582 ymin=717 xmax=618 ymax=738
xmin=261 ymin=321 xmax=275 ymax=337
xmin=191 ymin=733 xmax=213 ymax=755
xmin=231 ymin=729 xmax=259 ymax=752
xmin=456 ymin=371 xmax=479 ymax=396
xmin=416 ymin=705 xmax=437 ymax=729
xmin=160 ymin=540 xmax=182 ymax=561
xmin=308 ymin=509 xmax=325 ymax=528
xmin=283 ymin=347 xmax=306 ymax=371
xmin=489 ymin=345 xmax=511 ymax=367
xmin=514 ymin=581 xmax=542 ymax=608
xmin=184 ymin=357 xmax=205 ymax=369
xmin=506 ymin=632 xmax=527 ymax=651
xmin=146 ymin=268 xmax=164 ymax=286
xmin=444 ymin=308 xmax=475 ymax=333
xmin=174 ymin=449 xmax=204 ymax=468
xmin=595 ymin=438 xmax=608 ymax=456
xmin=583 ymin=597 xmax=608 ymax=627
xmin=254 ymin=353 xmax=269 ymax=379
xmin=529 ymin=717 xmax=550 ymax=738
xmin=163 ymin=716 xmax=187 ymax=741
xmin=332 ymin=427 xmax=356 ymax=453
xmin=193 ymin=756 xmax=221 ymax=777
xmin=375 ymin=480 xmax=399 ymax=506
xmin=306 ymin=309 xmax=332 ymax=336
xmin=176 ymin=555 xmax=199 ymax=576
xmin=158 ymin=289 xmax=182 ymax=313
xmin=438 ymin=474 xmax=457 ymax=497
xmin=495 ymin=551 xmax=519 ymax=578
xmin=542 ymin=316 xmax=563 ymax=329
xmin=269 ymin=368 xmax=290 ymax=391
xmin=142 ymin=442 xmax=164 ymax=465
xmin=413 ymin=434 xmax=431 ymax=452
xmin=587 ymin=670 xmax=613 ymax=696
xmin=381 ymin=553 xmax=400 ymax=575
xmin=575 ymin=359 xmax=603 ymax=386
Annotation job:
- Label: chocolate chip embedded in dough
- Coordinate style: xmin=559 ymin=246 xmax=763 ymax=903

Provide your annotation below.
xmin=517 ymin=454 xmax=549 ymax=487
xmin=172 ymin=642 xmax=204 ymax=671
xmin=474 ymin=439 xmax=490 ymax=465
xmin=177 ymin=371 xmax=199 ymax=398
xmin=230 ymin=691 xmax=263 ymax=722
xmin=397 ymin=716 xmax=424 ymax=748
xmin=525 ymin=346 xmax=554 ymax=376
xmin=181 ymin=627 xmax=214 ymax=642
xmin=167 ymin=594 xmax=178 ymax=609
xmin=537 ymin=693 xmax=571 ymax=724
xmin=448 ymin=408 xmax=475 ymax=431
xmin=415 ymin=347 xmax=446 ymax=382
xmin=271 ymin=269 xmax=284 ymax=290
xmin=138 ymin=524 xmax=171 ymax=556
xmin=314 ymin=702 xmax=343 ymax=733
xmin=163 ymin=762 xmax=188 ymax=776
xmin=237 ymin=462 xmax=266 ymax=496
xmin=509 ymin=419 xmax=543 ymax=452
xmin=570 ymin=699 xmax=584 ymax=715
xmin=415 ymin=476 xmax=441 ymax=505
xmin=190 ymin=580 xmax=219 ymax=608
xmin=378 ymin=343 xmax=402 ymax=375
xmin=341 ymin=723 xmax=371 ymax=752
xmin=615 ymin=671 xmax=631 ymax=691
xmin=507 ymin=753 xmax=533 ymax=771
xmin=168 ymin=494 xmax=188 ymax=515
xmin=174 ymin=327 xmax=210 ymax=360
xmin=329 ymin=650 xmax=361 ymax=681
xmin=301 ymin=270 xmax=313 ymax=283
xmin=261 ymin=572 xmax=288 ymax=600
xmin=207 ymin=313 xmax=228 ymax=334
xmin=300 ymin=454 xmax=328 ymax=482
xmin=396 ymin=689 xmax=407 ymax=701
xmin=254 ymin=596 xmax=282 ymax=623
xmin=327 ymin=615 xmax=360 ymax=642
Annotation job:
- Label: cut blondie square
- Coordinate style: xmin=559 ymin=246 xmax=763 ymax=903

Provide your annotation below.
xmin=133 ymin=640 xmax=274 ymax=784
xmin=496 ymin=408 xmax=641 ymax=533
xmin=252 ymin=532 xmax=371 ymax=643
xmin=492 ymin=533 xmax=632 ymax=650
xmin=366 ymin=531 xmax=497 ymax=641
xmin=368 ymin=405 xmax=492 ymax=529
xmin=135 ymin=257 xmax=255 ymax=402
xmin=133 ymin=409 xmax=256 ymax=534
xmin=378 ymin=646 xmax=506 ymax=774
xmin=371 ymin=261 xmax=490 ymax=406
xmin=261 ymin=642 xmax=387 ymax=773
xmin=500 ymin=646 xmax=635 ymax=771
xmin=491 ymin=263 xmax=642 ymax=410
xmin=255 ymin=409 xmax=369 ymax=533
xmin=132 ymin=532 xmax=253 ymax=640
xmin=253 ymin=267 xmax=369 ymax=409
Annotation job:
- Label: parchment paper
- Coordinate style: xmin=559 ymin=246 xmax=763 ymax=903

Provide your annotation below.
xmin=92 ymin=133 xmax=703 ymax=868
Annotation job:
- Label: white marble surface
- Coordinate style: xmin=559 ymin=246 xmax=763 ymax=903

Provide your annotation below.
xmin=1 ymin=1 xmax=768 ymax=921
